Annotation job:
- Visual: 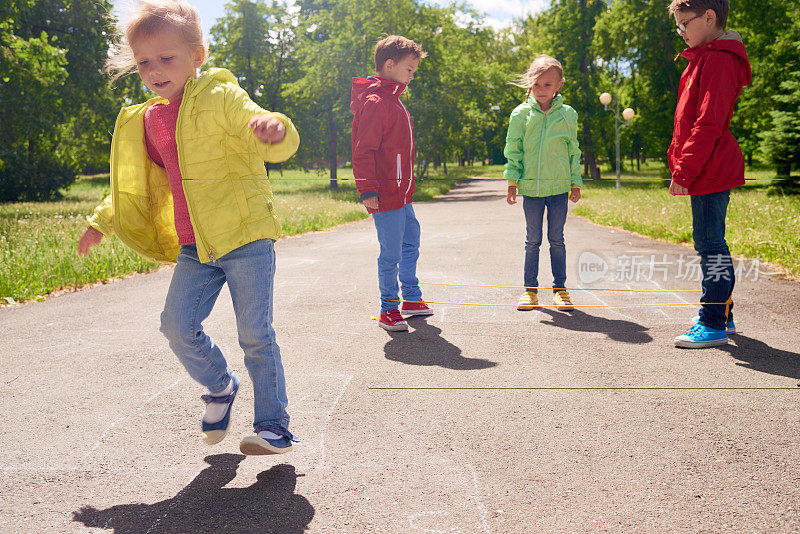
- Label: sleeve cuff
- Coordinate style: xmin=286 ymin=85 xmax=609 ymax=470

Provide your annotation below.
xmin=359 ymin=191 xmax=379 ymax=201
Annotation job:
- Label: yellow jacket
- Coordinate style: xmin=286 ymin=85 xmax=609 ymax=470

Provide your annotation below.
xmin=87 ymin=68 xmax=299 ymax=263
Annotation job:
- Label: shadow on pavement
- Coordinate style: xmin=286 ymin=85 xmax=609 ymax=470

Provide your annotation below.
xmin=720 ymin=334 xmax=800 ymax=383
xmin=537 ymin=308 xmax=653 ymax=344
xmin=72 ymin=454 xmax=313 ymax=533
xmin=384 ymin=316 xmax=498 ymax=370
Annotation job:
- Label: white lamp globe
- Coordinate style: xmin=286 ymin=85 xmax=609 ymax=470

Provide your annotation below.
xmin=622 ymin=107 xmax=636 ymax=121
xmin=599 ymin=92 xmax=612 ymax=106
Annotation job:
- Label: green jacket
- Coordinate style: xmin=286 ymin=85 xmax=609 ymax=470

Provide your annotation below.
xmin=87 ymin=68 xmax=299 ymax=263
xmin=503 ymin=94 xmax=582 ymax=198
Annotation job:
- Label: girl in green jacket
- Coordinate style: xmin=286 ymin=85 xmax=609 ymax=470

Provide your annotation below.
xmin=503 ymin=55 xmax=583 ymax=312
xmin=77 ymin=0 xmax=300 ymax=455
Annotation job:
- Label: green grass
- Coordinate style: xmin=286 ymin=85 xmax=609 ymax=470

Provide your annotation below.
xmin=0 ymin=165 xmax=469 ymax=305
xmin=569 ymin=162 xmax=800 ymax=278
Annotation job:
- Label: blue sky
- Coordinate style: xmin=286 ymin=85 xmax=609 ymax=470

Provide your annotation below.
xmin=113 ymin=1 xmax=550 ymax=36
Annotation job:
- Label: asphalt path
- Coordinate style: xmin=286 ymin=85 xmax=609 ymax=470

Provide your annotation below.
xmin=1 ymin=179 xmax=799 ymax=532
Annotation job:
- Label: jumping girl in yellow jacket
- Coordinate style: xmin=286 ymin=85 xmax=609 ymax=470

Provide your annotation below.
xmin=78 ymin=0 xmax=300 ymax=455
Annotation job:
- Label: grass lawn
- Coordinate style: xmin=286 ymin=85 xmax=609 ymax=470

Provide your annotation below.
xmin=0 ymin=165 xmax=475 ymax=305
xmin=571 ymin=163 xmax=800 ymax=279
xmin=453 ymin=161 xmax=800 ymax=278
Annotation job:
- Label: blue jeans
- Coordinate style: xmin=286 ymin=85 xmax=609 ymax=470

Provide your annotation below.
xmin=522 ymin=193 xmax=569 ymax=293
xmin=691 ymin=190 xmax=735 ymax=331
xmin=159 ymin=239 xmax=289 ymax=433
xmin=372 ymin=203 xmax=422 ymax=312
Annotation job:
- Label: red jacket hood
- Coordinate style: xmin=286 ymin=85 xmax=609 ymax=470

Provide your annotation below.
xmin=679 ymin=30 xmax=752 ymax=86
xmin=350 ymin=76 xmax=407 ymax=114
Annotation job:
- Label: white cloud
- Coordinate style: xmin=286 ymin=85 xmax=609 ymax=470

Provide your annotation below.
xmin=430 ymin=0 xmax=549 ymax=22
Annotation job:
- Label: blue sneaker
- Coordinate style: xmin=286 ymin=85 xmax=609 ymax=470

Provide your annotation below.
xmin=693 ymin=315 xmax=737 ymax=334
xmin=200 ymin=374 xmax=239 ymax=445
xmin=675 ymin=323 xmax=729 ymax=348
xmin=239 ymin=425 xmax=301 ymax=455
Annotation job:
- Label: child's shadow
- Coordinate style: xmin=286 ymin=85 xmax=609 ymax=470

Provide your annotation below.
xmin=719 ymin=334 xmax=800 ymax=383
xmin=537 ymin=308 xmax=653 ymax=344
xmin=384 ymin=316 xmax=498 ymax=370
xmin=72 ymin=454 xmax=314 ymax=533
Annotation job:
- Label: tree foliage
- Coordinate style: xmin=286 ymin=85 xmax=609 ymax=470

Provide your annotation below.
xmin=2 ymin=0 xmax=799 ymax=201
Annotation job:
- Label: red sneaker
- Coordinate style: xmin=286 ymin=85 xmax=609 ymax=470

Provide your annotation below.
xmin=401 ymin=299 xmax=434 ymax=316
xmin=379 ymin=309 xmax=408 ymax=331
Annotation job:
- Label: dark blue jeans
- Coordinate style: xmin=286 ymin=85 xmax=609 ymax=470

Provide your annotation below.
xmin=522 ymin=193 xmax=568 ymax=293
xmin=691 ymin=190 xmax=735 ymax=330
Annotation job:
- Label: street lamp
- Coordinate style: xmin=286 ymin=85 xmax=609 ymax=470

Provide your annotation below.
xmin=600 ymin=92 xmax=635 ymax=190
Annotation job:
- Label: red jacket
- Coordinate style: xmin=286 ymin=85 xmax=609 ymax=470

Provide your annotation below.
xmin=350 ymin=76 xmax=416 ymax=214
xmin=668 ymin=31 xmax=752 ymax=195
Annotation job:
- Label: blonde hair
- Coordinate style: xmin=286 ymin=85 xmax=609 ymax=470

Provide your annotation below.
xmin=105 ymin=0 xmax=208 ymax=82
xmin=512 ymin=55 xmax=565 ymax=98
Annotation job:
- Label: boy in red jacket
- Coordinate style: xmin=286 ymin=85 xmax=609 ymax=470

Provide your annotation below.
xmin=351 ymin=35 xmax=431 ymax=331
xmin=667 ymin=0 xmax=752 ymax=348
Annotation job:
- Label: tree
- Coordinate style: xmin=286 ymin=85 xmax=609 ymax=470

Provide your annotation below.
xmin=593 ymin=0 xmax=685 ymax=164
xmin=517 ymin=0 xmax=607 ymax=180
xmin=761 ymin=66 xmax=800 ymax=188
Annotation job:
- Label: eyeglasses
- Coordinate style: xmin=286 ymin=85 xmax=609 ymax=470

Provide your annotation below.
xmin=676 ymin=13 xmax=703 ymax=34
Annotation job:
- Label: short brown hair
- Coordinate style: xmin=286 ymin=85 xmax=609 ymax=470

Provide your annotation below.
xmin=668 ymin=0 xmax=729 ymax=29
xmin=374 ymin=35 xmax=427 ymax=72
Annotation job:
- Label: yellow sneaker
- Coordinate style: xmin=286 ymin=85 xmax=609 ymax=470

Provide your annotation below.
xmin=553 ymin=290 xmax=574 ymax=311
xmin=516 ymin=291 xmax=539 ymax=311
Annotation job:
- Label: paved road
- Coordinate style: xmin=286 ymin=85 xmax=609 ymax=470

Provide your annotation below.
xmin=1 ymin=179 xmax=799 ymax=533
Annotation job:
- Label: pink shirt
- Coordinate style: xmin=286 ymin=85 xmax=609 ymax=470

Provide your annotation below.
xmin=144 ymin=97 xmax=196 ymax=245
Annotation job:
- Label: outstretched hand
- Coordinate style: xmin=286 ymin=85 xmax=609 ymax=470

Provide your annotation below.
xmin=78 ymin=226 xmax=103 ymax=255
xmin=249 ymin=115 xmax=286 ymax=144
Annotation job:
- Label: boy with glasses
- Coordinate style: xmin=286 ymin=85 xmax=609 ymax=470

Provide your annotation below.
xmin=666 ymin=0 xmax=752 ymax=348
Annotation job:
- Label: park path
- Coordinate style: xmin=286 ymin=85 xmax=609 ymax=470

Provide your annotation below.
xmin=1 ymin=179 xmax=799 ymax=533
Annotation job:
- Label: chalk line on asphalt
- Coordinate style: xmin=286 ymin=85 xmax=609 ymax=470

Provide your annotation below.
xmin=315 ymin=375 xmax=354 ymax=470
xmin=406 ymin=458 xmax=491 ymax=533
xmin=72 ymin=378 xmax=182 ymax=469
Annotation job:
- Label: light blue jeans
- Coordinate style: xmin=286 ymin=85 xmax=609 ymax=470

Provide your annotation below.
xmin=372 ymin=203 xmax=422 ymax=312
xmin=159 ymin=239 xmax=289 ymax=433
xmin=522 ymin=193 xmax=569 ymax=293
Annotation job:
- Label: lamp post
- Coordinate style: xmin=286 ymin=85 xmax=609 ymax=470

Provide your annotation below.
xmin=599 ymin=92 xmax=635 ymax=190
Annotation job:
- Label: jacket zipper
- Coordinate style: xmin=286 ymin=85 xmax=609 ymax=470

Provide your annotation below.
xmin=537 ymin=109 xmax=547 ymax=197
xmin=396 ymin=153 xmax=402 ymax=186
xmin=175 ymin=78 xmax=215 ymax=262
xmin=396 ymin=100 xmax=414 ymax=197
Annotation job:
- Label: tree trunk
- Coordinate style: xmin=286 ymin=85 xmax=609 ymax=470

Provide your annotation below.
xmin=443 ymin=159 xmax=448 ymax=176
xmin=328 ymin=107 xmax=338 ymax=188
xmin=578 ymin=0 xmax=600 ymax=181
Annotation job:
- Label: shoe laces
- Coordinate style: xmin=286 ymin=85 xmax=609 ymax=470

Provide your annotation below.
xmin=555 ymin=290 xmax=571 ymax=301
xmin=386 ymin=309 xmax=404 ymax=322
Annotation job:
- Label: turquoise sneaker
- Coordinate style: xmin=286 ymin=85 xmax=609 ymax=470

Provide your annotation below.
xmin=675 ymin=323 xmax=729 ymax=348
xmin=693 ymin=315 xmax=737 ymax=334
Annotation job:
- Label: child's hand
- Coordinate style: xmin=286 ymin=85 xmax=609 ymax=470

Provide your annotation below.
xmin=249 ymin=115 xmax=286 ymax=144
xmin=78 ymin=226 xmax=103 ymax=255
xmin=362 ymin=197 xmax=379 ymax=211
xmin=506 ymin=186 xmax=517 ymax=205
xmin=569 ymin=186 xmax=581 ymax=203
xmin=669 ymin=179 xmax=690 ymax=196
